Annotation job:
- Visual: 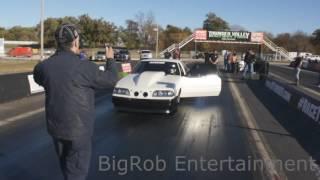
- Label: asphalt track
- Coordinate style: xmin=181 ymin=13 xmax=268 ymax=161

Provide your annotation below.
xmin=269 ymin=63 xmax=319 ymax=92
xmin=0 ymin=64 xmax=319 ymax=180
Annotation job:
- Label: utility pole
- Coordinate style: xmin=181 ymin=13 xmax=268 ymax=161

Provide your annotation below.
xmin=40 ymin=0 xmax=44 ymax=60
xmin=154 ymin=25 xmax=159 ymax=58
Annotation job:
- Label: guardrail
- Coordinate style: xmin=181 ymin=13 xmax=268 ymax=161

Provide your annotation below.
xmin=265 ymin=77 xmax=320 ymax=126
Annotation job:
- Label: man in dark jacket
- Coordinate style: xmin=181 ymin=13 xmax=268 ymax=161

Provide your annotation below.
xmin=33 ymin=24 xmax=118 ymax=180
xmin=164 ymin=50 xmax=171 ymax=59
xmin=242 ymin=50 xmax=256 ymax=79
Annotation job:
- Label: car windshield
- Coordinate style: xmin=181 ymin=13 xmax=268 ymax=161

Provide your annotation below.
xmin=133 ymin=61 xmax=180 ymax=75
xmin=141 ymin=50 xmax=151 ymax=53
xmin=97 ymin=51 xmax=105 ymax=55
xmin=120 ymin=50 xmax=129 ymax=54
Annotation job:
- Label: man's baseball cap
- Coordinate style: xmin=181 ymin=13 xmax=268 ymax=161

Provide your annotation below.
xmin=55 ymin=23 xmax=79 ymax=44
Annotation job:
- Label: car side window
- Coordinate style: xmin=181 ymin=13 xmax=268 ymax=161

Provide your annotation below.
xmin=166 ymin=63 xmax=180 ymax=76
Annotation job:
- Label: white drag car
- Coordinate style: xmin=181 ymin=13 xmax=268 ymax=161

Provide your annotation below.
xmin=112 ymin=59 xmax=222 ymax=114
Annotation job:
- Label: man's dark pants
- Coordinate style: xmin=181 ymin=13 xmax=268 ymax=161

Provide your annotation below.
xmin=53 ymin=136 xmax=92 ymax=180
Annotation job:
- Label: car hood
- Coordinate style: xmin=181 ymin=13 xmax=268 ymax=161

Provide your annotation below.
xmin=116 ymin=71 xmax=179 ymax=90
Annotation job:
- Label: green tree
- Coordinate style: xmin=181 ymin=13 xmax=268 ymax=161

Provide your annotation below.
xmin=6 ymin=26 xmax=38 ymax=41
xmin=273 ymin=33 xmax=291 ymax=48
xmin=135 ymin=11 xmax=157 ymax=49
xmin=79 ymin=14 xmax=117 ymax=48
xmin=311 ymin=29 xmax=320 ymax=54
xmin=161 ymin=25 xmax=192 ymax=50
xmin=312 ymin=29 xmax=320 ymax=43
xmin=0 ymin=27 xmax=6 ymax=38
xmin=203 ymin=12 xmax=229 ymax=31
xmin=36 ymin=14 xmax=118 ymax=48
xmin=119 ymin=20 xmax=140 ymax=49
xmin=36 ymin=18 xmax=61 ymax=47
xmin=289 ymin=31 xmax=314 ymax=52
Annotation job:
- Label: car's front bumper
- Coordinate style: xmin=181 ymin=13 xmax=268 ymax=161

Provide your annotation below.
xmin=115 ymin=55 xmax=130 ymax=61
xmin=112 ymin=96 xmax=178 ymax=114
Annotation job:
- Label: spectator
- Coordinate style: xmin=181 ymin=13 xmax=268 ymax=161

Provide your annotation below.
xmin=242 ymin=50 xmax=256 ymax=79
xmin=227 ymin=51 xmax=233 ymax=72
xmin=250 ymin=51 xmax=256 ymax=74
xmin=294 ymin=56 xmax=303 ymax=86
xmin=33 ymin=24 xmax=118 ymax=180
xmin=210 ymin=50 xmax=219 ymax=64
xmin=231 ymin=51 xmax=238 ymax=73
xmin=209 ymin=50 xmax=219 ymax=72
xmin=79 ymin=50 xmax=87 ymax=60
xmin=204 ymin=52 xmax=210 ymax=64
xmin=173 ymin=48 xmax=181 ymax=60
xmin=164 ymin=50 xmax=171 ymax=59
xmin=224 ymin=50 xmax=229 ymax=71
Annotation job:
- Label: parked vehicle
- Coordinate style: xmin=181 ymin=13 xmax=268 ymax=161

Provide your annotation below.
xmin=95 ymin=51 xmax=106 ymax=61
xmin=289 ymin=59 xmax=308 ymax=68
xmin=8 ymin=47 xmax=32 ymax=57
xmin=140 ymin=50 xmax=153 ymax=60
xmin=115 ymin=49 xmax=130 ymax=62
xmin=192 ymin=52 xmax=204 ymax=59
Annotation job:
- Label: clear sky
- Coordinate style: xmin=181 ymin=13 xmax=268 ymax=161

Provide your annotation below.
xmin=1 ymin=0 xmax=319 ymax=35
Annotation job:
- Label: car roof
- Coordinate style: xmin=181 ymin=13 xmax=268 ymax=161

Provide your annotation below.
xmin=141 ymin=59 xmax=182 ymax=63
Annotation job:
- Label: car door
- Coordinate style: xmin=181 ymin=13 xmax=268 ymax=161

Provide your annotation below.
xmin=180 ymin=74 xmax=221 ymax=98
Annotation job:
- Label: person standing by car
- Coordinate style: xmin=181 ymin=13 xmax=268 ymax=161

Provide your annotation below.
xmin=207 ymin=50 xmax=219 ymax=73
xmin=210 ymin=50 xmax=219 ymax=65
xmin=242 ymin=50 xmax=255 ymax=79
xmin=33 ymin=24 xmax=118 ymax=180
xmin=79 ymin=50 xmax=87 ymax=60
xmin=224 ymin=50 xmax=229 ymax=72
xmin=105 ymin=43 xmax=114 ymax=61
xmin=227 ymin=51 xmax=234 ymax=72
xmin=173 ymin=47 xmax=181 ymax=60
xmin=230 ymin=51 xmax=238 ymax=73
xmin=209 ymin=51 xmax=219 ymax=73
xmin=164 ymin=50 xmax=171 ymax=59
xmin=294 ymin=56 xmax=303 ymax=86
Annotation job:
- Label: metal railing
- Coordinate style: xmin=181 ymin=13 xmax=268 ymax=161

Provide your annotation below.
xmin=160 ymin=34 xmax=194 ymax=56
xmin=263 ymin=36 xmax=290 ymax=60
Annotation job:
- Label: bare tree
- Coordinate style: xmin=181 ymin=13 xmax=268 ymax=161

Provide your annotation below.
xmin=135 ymin=11 xmax=157 ymax=49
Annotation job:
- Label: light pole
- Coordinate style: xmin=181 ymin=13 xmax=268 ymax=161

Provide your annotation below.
xmin=154 ymin=25 xmax=159 ymax=58
xmin=40 ymin=0 xmax=44 ymax=60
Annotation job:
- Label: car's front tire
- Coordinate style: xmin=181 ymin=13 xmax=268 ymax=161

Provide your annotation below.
xmin=169 ymin=90 xmax=181 ymax=115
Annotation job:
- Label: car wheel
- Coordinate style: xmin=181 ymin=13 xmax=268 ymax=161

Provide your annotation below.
xmin=169 ymin=90 xmax=181 ymax=115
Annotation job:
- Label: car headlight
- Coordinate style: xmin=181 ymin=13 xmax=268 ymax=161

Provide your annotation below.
xmin=152 ymin=90 xmax=175 ymax=97
xmin=113 ymin=88 xmax=130 ymax=95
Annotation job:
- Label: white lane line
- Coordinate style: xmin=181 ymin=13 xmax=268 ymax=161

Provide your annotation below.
xmin=228 ymin=77 xmax=282 ymax=180
xmin=0 ymin=107 xmax=45 ymax=127
xmin=269 ymin=72 xmax=320 ymax=97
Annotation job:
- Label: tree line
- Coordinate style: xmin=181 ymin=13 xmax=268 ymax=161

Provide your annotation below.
xmin=0 ymin=12 xmax=192 ymax=50
xmin=0 ymin=12 xmax=320 ymax=54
